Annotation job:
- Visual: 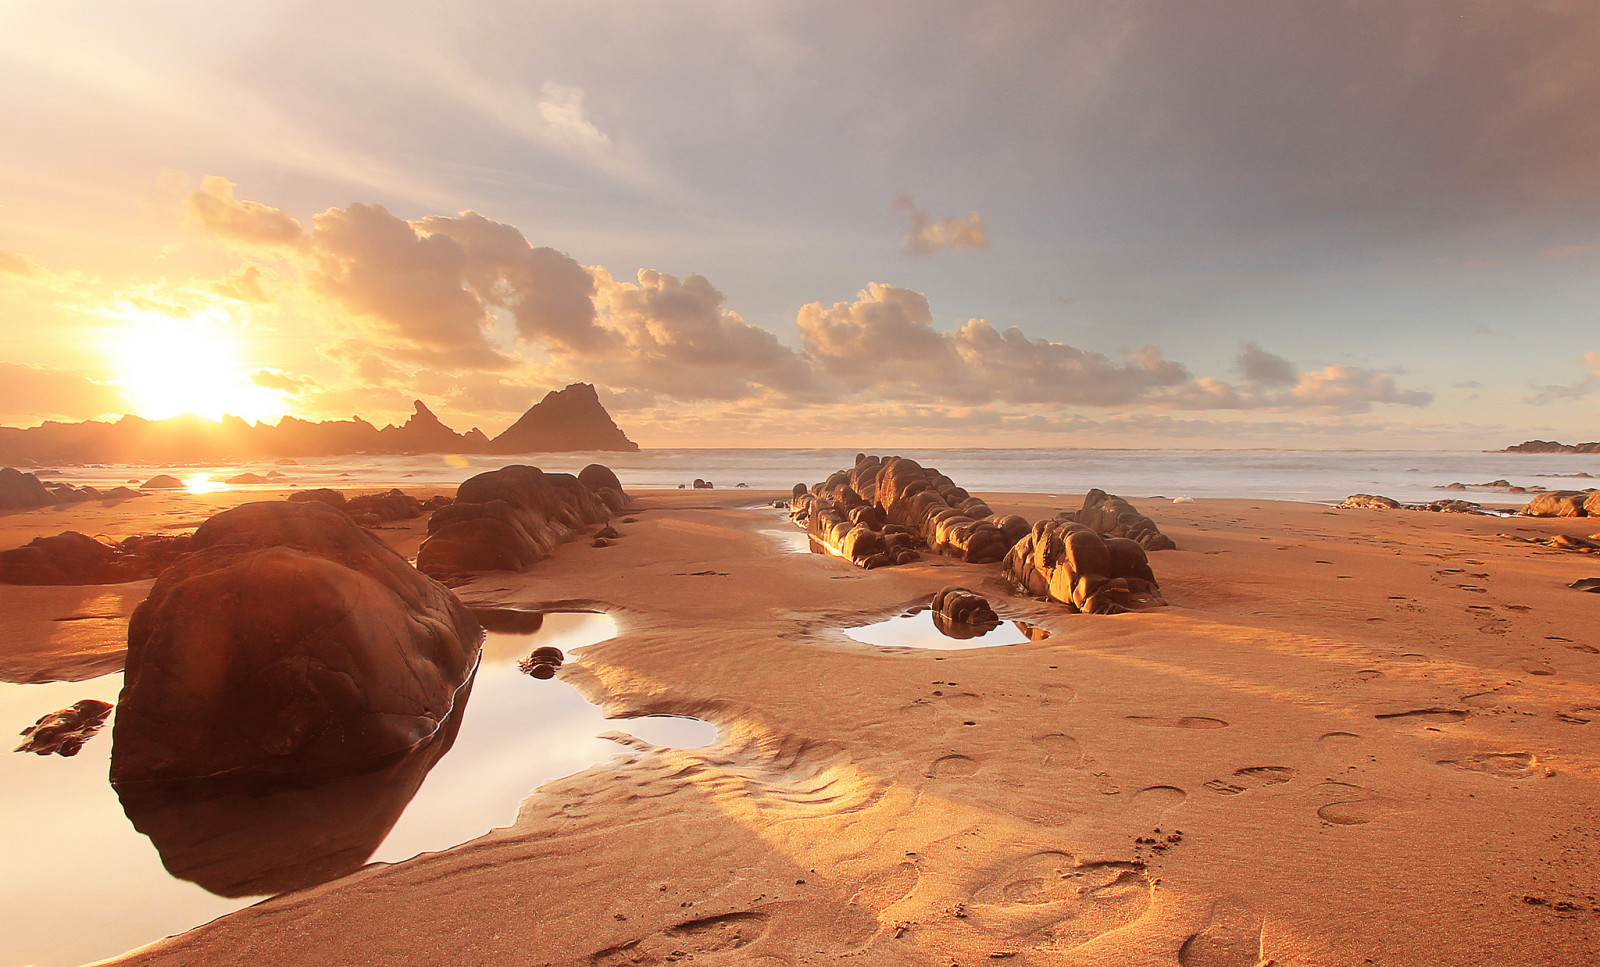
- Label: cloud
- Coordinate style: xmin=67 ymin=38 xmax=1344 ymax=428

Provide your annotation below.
xmin=0 ymin=250 xmax=40 ymax=278
xmin=0 ymin=364 xmax=128 ymax=424
xmin=1237 ymin=341 xmax=1297 ymax=385
xmin=1524 ymin=351 xmax=1600 ymax=404
xmin=585 ymin=268 xmax=817 ymax=400
xmin=798 ymin=283 xmax=1189 ymax=405
xmin=892 ymin=193 xmax=990 ymax=256
xmin=184 ymin=177 xmax=306 ymax=247
xmin=210 ymin=266 xmax=268 ymax=304
xmin=250 ymin=369 xmax=317 ymax=392
xmin=1287 ymin=365 xmax=1433 ymax=411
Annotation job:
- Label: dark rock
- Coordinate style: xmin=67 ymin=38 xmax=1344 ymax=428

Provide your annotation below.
xmin=110 ymin=500 xmax=481 ymax=786
xmin=1502 ymin=440 xmax=1600 ymax=454
xmin=421 ymin=495 xmax=453 ymax=511
xmin=345 ymin=489 xmax=425 ymax=524
xmin=594 ymin=525 xmax=619 ymax=539
xmin=0 ymin=468 xmax=64 ymax=509
xmin=1002 ymin=519 xmax=1166 ymax=614
xmin=226 ymin=472 xmax=271 ymax=485
xmin=0 ymin=531 xmax=192 ymax=584
xmin=693 ymin=478 xmax=714 ymax=489
xmin=15 ymin=699 xmax=114 ymax=756
xmin=288 ymin=488 xmax=347 ymax=509
xmin=1571 ymin=578 xmax=1600 ymax=592
xmin=577 ymin=464 xmax=630 ymax=513
xmin=141 ymin=474 xmax=186 ymax=490
xmin=416 ymin=465 xmax=612 ymax=579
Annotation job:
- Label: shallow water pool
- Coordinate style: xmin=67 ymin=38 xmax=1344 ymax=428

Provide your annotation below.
xmin=0 ymin=612 xmax=715 ymax=967
xmin=844 ymin=608 xmax=1050 ymax=650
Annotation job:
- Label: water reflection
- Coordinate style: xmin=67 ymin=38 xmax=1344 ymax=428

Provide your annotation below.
xmin=844 ymin=608 xmax=1050 ymax=649
xmin=1 ymin=611 xmax=715 ymax=967
xmin=760 ymin=528 xmax=818 ymax=555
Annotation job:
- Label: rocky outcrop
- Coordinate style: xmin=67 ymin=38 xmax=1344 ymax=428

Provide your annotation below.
xmin=1069 ymin=489 xmax=1177 ymax=551
xmin=1003 ymin=518 xmax=1166 ymax=614
xmin=15 ymin=699 xmax=114 ymax=756
xmin=1341 ymin=494 xmax=1488 ymax=514
xmin=489 ymin=383 xmax=638 ymax=454
xmin=0 ymin=531 xmax=191 ymax=584
xmin=376 ymin=400 xmax=480 ymax=454
xmin=416 ymin=465 xmax=613 ymax=579
xmin=110 ymin=500 xmax=481 ymax=786
xmin=793 ymin=454 xmax=1013 ymax=567
xmin=1520 ymin=490 xmax=1599 ymax=517
xmin=1502 ymin=440 xmax=1600 ymax=454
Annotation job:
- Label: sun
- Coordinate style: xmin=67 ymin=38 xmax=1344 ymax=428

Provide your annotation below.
xmin=109 ymin=303 xmax=289 ymax=423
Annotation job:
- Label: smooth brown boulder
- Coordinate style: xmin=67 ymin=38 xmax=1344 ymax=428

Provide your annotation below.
xmin=142 ymin=474 xmax=186 ymax=490
xmin=288 ymin=488 xmax=347 ymax=509
xmin=110 ymin=500 xmax=481 ymax=785
xmin=1003 ymin=518 xmax=1167 ymax=614
xmin=577 ymin=464 xmax=630 ymax=514
xmin=416 ymin=465 xmax=612 ymax=579
xmin=345 ymin=489 xmax=425 ymax=524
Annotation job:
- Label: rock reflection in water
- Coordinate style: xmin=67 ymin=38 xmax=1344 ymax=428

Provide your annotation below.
xmin=844 ymin=608 xmax=1050 ymax=649
xmin=112 ymin=670 xmax=475 ymax=898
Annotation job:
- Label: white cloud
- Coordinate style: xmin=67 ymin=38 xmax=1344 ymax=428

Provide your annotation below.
xmin=892 ymin=193 xmax=990 ymax=256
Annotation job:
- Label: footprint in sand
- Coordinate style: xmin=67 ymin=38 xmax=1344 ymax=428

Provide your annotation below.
xmin=1203 ymin=766 xmax=1296 ymax=796
xmin=1032 ymin=733 xmax=1084 ymax=768
xmin=1128 ymin=785 xmax=1187 ymax=826
xmin=1438 ymin=752 xmax=1541 ymax=779
xmin=1318 ymin=731 xmax=1362 ymax=758
xmin=849 ymin=860 xmax=920 ymax=912
xmin=1178 ymin=900 xmax=1264 ymax=967
xmin=1126 ymin=715 xmax=1229 ymax=730
xmin=967 ymin=852 xmax=1153 ymax=951
xmin=1040 ymin=683 xmax=1076 ymax=704
xmin=1313 ymin=781 xmax=1406 ymax=826
xmin=928 ymin=754 xmax=980 ymax=778
xmin=1375 ymin=708 xmax=1468 ymax=725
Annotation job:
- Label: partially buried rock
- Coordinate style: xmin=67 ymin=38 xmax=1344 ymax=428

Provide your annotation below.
xmin=931 ymin=586 xmax=999 ymax=628
xmin=1571 ymin=578 xmax=1600 ymax=593
xmin=1070 ymin=489 xmax=1177 ymax=551
xmin=110 ymin=500 xmax=482 ymax=785
xmin=345 ymin=488 xmax=424 ymax=524
xmin=225 ymin=472 xmax=270 ymax=485
xmin=1339 ymin=494 xmax=1403 ymax=510
xmin=0 ymin=531 xmax=191 ymax=584
xmin=141 ymin=474 xmax=186 ymax=490
xmin=1520 ymin=490 xmax=1596 ymax=517
xmin=1003 ymin=519 xmax=1166 ymax=614
xmin=415 ymin=464 xmax=612 ymax=579
xmin=577 ymin=464 xmax=631 ymax=514
xmin=15 ymin=699 xmax=114 ymax=756
xmin=0 ymin=467 xmax=54 ymax=509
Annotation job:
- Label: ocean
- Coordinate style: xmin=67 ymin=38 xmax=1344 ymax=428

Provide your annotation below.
xmin=39 ymin=448 xmax=1600 ymax=507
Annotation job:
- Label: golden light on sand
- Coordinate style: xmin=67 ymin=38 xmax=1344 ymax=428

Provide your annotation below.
xmin=108 ymin=304 xmax=287 ymax=423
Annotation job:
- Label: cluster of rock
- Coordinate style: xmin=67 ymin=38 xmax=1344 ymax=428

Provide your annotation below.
xmin=1067 ymin=489 xmax=1178 ymax=550
xmin=288 ymin=487 xmax=446 ymax=525
xmin=1520 ymin=490 xmax=1600 ymax=517
xmin=0 ymin=531 xmax=192 ymax=585
xmin=1338 ymin=494 xmax=1487 ymax=514
xmin=0 ymin=467 xmax=141 ymax=510
xmin=416 ymin=464 xmax=624 ymax=579
xmin=110 ymin=500 xmax=483 ymax=786
xmin=792 ymin=454 xmax=1020 ymax=567
xmin=1002 ymin=519 xmax=1166 ymax=614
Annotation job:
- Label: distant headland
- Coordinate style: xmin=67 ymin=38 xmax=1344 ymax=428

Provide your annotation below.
xmin=0 ymin=382 xmax=638 ymax=465
xmin=1500 ymin=439 xmax=1600 ymax=454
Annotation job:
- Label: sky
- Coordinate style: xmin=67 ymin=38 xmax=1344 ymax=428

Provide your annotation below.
xmin=2 ymin=0 xmax=1598 ymax=449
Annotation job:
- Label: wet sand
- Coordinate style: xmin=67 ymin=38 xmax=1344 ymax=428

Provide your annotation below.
xmin=4 ymin=489 xmax=1599 ymax=966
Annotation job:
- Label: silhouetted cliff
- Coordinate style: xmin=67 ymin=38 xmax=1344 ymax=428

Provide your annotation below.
xmin=0 ymin=385 xmax=638 ymax=464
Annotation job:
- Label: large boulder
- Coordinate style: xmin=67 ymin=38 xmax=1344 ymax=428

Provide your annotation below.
xmin=110 ymin=500 xmax=481 ymax=786
xmin=345 ymin=488 xmax=425 ymax=524
xmin=1002 ymin=519 xmax=1166 ymax=615
xmin=577 ymin=463 xmax=630 ymax=514
xmin=416 ymin=465 xmax=612 ymax=579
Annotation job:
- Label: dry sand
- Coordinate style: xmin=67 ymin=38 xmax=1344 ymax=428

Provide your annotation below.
xmin=4 ymin=489 xmax=1600 ymax=966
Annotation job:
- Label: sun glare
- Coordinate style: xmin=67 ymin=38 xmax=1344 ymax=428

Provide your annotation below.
xmin=109 ymin=304 xmax=288 ymax=423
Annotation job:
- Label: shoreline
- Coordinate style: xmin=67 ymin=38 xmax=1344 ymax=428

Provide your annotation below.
xmin=2 ymin=489 xmax=1598 ymax=965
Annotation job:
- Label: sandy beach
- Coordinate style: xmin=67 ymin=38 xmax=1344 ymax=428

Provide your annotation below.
xmin=4 ymin=487 xmax=1599 ymax=966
